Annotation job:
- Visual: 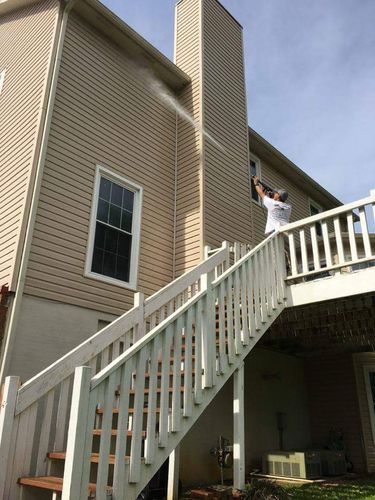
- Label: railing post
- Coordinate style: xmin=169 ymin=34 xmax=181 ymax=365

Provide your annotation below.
xmin=0 ymin=376 xmax=19 ymax=499
xmin=233 ymin=363 xmax=245 ymax=491
xmin=62 ymin=366 xmax=91 ymax=500
xmin=277 ymin=234 xmax=287 ymax=300
xmin=201 ymin=246 xmax=216 ymax=388
xmin=222 ymin=240 xmax=231 ymax=272
xmin=134 ymin=292 xmax=146 ymax=342
xmin=167 ymin=445 xmax=180 ymax=500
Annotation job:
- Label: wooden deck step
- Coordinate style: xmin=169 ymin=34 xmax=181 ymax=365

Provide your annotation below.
xmin=96 ymin=406 xmax=162 ymax=414
xmin=48 ymin=452 xmax=130 ymax=465
xmin=18 ymin=476 xmax=112 ymax=494
xmin=93 ymin=429 xmax=146 ymax=437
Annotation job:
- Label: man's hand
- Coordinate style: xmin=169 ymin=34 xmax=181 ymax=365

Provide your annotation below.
xmin=252 ymin=175 xmax=266 ymax=199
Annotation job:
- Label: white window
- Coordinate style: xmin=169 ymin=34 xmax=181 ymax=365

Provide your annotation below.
xmin=0 ymin=69 xmax=6 ymax=95
xmin=85 ymin=165 xmax=142 ymax=289
xmin=309 ymin=199 xmax=323 ymax=236
xmin=364 ymin=365 xmax=375 ymax=443
xmin=249 ymin=155 xmax=261 ymax=204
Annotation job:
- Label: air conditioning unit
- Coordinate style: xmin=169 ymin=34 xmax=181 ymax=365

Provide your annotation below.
xmin=320 ymin=450 xmax=346 ymax=476
xmin=263 ymin=451 xmax=322 ymax=479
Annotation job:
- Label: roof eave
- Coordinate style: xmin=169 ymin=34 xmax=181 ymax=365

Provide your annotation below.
xmin=0 ymin=0 xmax=191 ymax=91
xmin=249 ymin=127 xmax=343 ymax=209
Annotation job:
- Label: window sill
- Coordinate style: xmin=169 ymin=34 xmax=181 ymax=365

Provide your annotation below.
xmin=84 ymin=270 xmax=138 ymax=291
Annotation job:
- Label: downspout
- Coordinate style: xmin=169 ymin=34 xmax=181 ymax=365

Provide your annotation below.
xmin=0 ymin=0 xmax=78 ymax=383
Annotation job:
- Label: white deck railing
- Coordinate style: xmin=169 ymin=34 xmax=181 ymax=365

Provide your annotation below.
xmin=61 ymin=233 xmax=286 ymax=499
xmin=0 ymin=243 xmax=230 ymax=499
xmin=0 ymin=191 xmax=374 ymax=498
xmin=280 ymin=191 xmax=375 ymax=282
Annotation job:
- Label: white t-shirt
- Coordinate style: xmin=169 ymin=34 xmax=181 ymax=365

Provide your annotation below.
xmin=263 ymin=196 xmax=292 ymax=234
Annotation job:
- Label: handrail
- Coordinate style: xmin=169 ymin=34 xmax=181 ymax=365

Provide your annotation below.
xmin=279 ymin=194 xmax=375 ymax=233
xmin=15 ymin=245 xmax=228 ymax=415
xmin=212 ymin=232 xmax=277 ymax=287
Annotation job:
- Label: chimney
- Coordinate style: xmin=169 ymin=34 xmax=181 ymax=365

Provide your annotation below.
xmin=174 ymin=0 xmax=251 ymax=275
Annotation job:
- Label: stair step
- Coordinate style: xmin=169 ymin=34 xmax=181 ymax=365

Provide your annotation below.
xmin=96 ymin=407 xmax=162 ymax=414
xmin=93 ymin=429 xmax=146 ymax=437
xmin=48 ymin=451 xmax=130 ymax=465
xmin=18 ymin=476 xmax=112 ymax=494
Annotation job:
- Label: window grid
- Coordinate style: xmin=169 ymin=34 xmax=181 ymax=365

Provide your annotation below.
xmin=91 ymin=176 xmax=135 ymax=283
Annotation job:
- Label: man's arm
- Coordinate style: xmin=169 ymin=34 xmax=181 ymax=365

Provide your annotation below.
xmin=252 ymin=176 xmax=266 ymax=199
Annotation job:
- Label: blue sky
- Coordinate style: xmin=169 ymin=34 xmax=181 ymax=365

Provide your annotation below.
xmin=102 ymin=0 xmax=375 ymax=204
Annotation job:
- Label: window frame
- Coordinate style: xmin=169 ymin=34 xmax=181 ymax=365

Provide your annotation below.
xmin=249 ymin=154 xmax=262 ymax=206
xmin=364 ymin=364 xmax=375 ymax=444
xmin=84 ymin=164 xmax=143 ymax=290
xmin=0 ymin=69 xmax=6 ymax=95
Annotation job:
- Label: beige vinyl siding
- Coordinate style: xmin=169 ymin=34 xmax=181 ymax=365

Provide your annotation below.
xmin=202 ymin=0 xmax=251 ymax=249
xmin=24 ymin=12 xmax=177 ymax=315
xmin=354 ymin=353 xmax=375 ymax=472
xmin=175 ymin=0 xmax=203 ymax=275
xmin=0 ymin=0 xmax=59 ymax=290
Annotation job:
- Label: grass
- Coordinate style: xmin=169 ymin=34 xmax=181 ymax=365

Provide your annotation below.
xmin=285 ymin=476 xmax=375 ymax=500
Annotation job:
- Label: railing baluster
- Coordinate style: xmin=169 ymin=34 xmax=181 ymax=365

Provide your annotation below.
xmin=129 ymin=348 xmax=148 ymax=483
xmin=112 ymin=360 xmax=133 ymax=495
xmin=233 ymin=268 xmax=242 ymax=348
xmin=183 ymin=307 xmax=194 ymax=417
xmin=269 ymin=239 xmax=278 ymax=309
xmin=226 ymin=274 xmax=235 ymax=362
xmin=253 ymin=252 xmax=261 ymax=330
xmin=333 ymin=217 xmax=345 ymax=264
xmin=310 ymin=224 xmax=321 ymax=271
xmin=240 ymin=263 xmax=250 ymax=344
xmin=144 ymin=336 xmax=160 ymax=464
xmin=321 ymin=221 xmax=333 ymax=268
xmin=36 ymin=390 xmax=55 ymax=475
xmin=194 ymin=300 xmax=203 ymax=405
xmin=218 ymin=281 xmax=228 ymax=371
xmin=159 ymin=325 xmax=173 ymax=448
xmin=101 ymin=346 xmax=110 ymax=370
xmin=288 ymin=233 xmax=297 ymax=276
xmin=258 ymin=249 xmax=267 ymax=323
xmin=246 ymin=257 xmax=256 ymax=337
xmin=299 ymin=229 xmax=308 ymax=274
xmin=346 ymin=213 xmax=358 ymax=262
xmin=359 ymin=207 xmax=372 ymax=257
xmin=96 ymin=372 xmax=117 ymax=498
xmin=54 ymin=377 xmax=71 ymax=452
xmin=171 ymin=317 xmax=183 ymax=432
xmin=264 ymin=242 xmax=273 ymax=313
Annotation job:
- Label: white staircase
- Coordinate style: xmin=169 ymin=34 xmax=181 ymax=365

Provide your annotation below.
xmin=0 ymin=191 xmax=374 ymax=499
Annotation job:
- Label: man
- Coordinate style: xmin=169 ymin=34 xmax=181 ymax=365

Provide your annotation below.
xmin=252 ymin=176 xmax=291 ymax=234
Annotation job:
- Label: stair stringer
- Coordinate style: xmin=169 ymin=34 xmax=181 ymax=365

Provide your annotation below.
xmin=124 ymin=303 xmax=286 ymax=500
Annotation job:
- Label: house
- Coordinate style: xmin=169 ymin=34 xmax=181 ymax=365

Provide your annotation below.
xmin=0 ymin=0 xmax=374 ymax=498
